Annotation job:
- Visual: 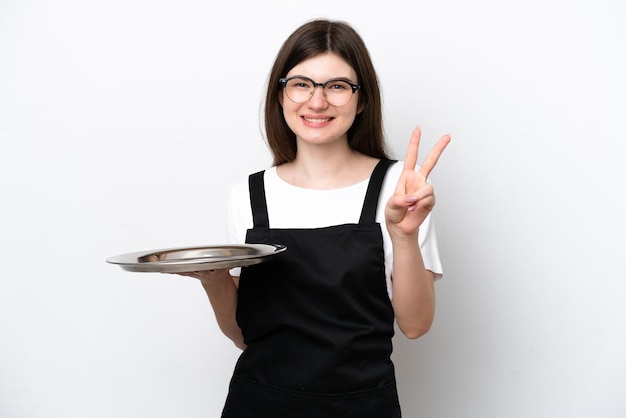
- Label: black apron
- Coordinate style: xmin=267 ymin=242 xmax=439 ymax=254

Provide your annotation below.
xmin=222 ymin=159 xmax=401 ymax=418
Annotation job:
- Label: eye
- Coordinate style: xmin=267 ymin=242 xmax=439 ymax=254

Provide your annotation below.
xmin=289 ymin=78 xmax=313 ymax=89
xmin=326 ymin=81 xmax=350 ymax=91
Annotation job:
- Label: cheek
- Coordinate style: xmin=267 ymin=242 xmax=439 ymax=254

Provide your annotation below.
xmin=280 ymin=104 xmax=300 ymax=132
xmin=280 ymin=96 xmax=300 ymax=120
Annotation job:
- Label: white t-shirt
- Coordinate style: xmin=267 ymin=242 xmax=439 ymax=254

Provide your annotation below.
xmin=227 ymin=162 xmax=443 ymax=299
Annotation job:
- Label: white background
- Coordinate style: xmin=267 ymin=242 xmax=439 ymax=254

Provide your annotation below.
xmin=1 ymin=0 xmax=625 ymax=417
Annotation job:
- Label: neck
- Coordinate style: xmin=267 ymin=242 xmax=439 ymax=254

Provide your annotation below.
xmin=278 ymin=140 xmax=377 ymax=189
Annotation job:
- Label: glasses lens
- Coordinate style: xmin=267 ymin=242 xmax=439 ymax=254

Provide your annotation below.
xmin=284 ymin=78 xmax=355 ymax=106
xmin=323 ymin=80 xmax=354 ymax=106
xmin=284 ymin=78 xmax=313 ymax=103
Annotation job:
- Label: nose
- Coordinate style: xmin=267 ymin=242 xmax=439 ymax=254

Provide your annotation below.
xmin=307 ymin=85 xmax=329 ymax=109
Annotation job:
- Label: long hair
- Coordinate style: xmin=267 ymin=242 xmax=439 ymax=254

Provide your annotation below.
xmin=264 ymin=19 xmax=389 ymax=166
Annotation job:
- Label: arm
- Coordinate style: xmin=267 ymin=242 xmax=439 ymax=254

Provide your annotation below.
xmin=385 ymin=126 xmax=450 ymax=339
xmin=388 ymin=231 xmax=436 ymax=339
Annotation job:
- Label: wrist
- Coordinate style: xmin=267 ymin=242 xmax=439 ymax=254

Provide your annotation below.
xmin=199 ymin=269 xmax=232 ymax=288
xmin=387 ymin=225 xmax=420 ymax=245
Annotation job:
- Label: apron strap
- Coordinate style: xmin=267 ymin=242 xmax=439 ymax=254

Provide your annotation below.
xmin=249 ymin=159 xmax=396 ymax=228
xmin=248 ymin=170 xmax=269 ymax=228
xmin=359 ymin=159 xmax=397 ymax=224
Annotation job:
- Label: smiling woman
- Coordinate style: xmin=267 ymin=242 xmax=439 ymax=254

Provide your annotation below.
xmin=176 ymin=18 xmax=450 ymax=418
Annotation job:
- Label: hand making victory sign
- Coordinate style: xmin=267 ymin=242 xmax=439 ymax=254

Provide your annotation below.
xmin=385 ymin=126 xmax=451 ymax=238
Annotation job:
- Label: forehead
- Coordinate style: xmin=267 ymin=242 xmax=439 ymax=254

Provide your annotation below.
xmin=286 ymin=52 xmax=357 ymax=81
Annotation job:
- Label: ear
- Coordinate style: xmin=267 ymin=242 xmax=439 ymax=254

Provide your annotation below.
xmin=356 ymin=102 xmax=365 ymax=114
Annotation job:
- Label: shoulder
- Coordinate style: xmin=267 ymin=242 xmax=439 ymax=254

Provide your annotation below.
xmin=380 ymin=160 xmax=403 ymax=190
xmin=228 ymin=174 xmax=249 ymax=205
xmin=229 ymin=167 xmax=278 ymax=196
xmin=386 ymin=160 xmax=404 ymax=178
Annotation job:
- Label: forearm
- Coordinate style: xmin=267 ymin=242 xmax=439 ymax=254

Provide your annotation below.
xmin=390 ymin=233 xmax=436 ymax=339
xmin=200 ymin=271 xmax=245 ymax=350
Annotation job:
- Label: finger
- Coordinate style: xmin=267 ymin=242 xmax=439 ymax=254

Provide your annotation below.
xmin=417 ymin=134 xmax=451 ymax=179
xmin=388 ymin=193 xmax=417 ymax=210
xmin=172 ymin=271 xmax=196 ymax=277
xmin=403 ymin=126 xmax=422 ymax=172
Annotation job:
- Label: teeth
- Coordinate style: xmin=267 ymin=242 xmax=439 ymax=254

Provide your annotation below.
xmin=304 ymin=117 xmax=331 ymax=123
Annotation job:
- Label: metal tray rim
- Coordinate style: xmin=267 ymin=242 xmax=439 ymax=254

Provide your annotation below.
xmin=106 ymin=243 xmax=286 ymax=273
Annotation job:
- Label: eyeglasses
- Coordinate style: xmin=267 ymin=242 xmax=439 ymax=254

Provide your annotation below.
xmin=279 ymin=76 xmax=360 ymax=107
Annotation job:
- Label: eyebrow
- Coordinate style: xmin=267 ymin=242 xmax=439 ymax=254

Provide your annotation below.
xmin=289 ymin=75 xmax=357 ymax=83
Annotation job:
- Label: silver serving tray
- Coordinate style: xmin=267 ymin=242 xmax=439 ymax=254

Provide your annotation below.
xmin=106 ymin=243 xmax=286 ymax=273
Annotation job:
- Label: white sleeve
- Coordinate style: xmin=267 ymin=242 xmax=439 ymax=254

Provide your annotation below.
xmin=418 ymin=212 xmax=443 ymax=280
xmin=227 ymin=176 xmax=253 ymax=277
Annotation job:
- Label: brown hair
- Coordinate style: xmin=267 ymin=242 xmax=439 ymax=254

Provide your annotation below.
xmin=264 ymin=19 xmax=390 ymax=166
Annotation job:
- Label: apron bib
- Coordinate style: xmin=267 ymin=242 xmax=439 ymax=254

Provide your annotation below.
xmin=222 ymin=159 xmax=401 ymax=417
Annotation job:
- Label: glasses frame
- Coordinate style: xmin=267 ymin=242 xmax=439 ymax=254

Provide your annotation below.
xmin=278 ymin=76 xmax=361 ymax=106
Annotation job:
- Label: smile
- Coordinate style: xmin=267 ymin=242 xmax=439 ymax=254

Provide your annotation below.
xmin=302 ymin=116 xmax=334 ymax=123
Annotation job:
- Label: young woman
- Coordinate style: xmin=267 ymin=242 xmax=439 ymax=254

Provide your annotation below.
xmin=184 ymin=19 xmax=450 ymax=417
